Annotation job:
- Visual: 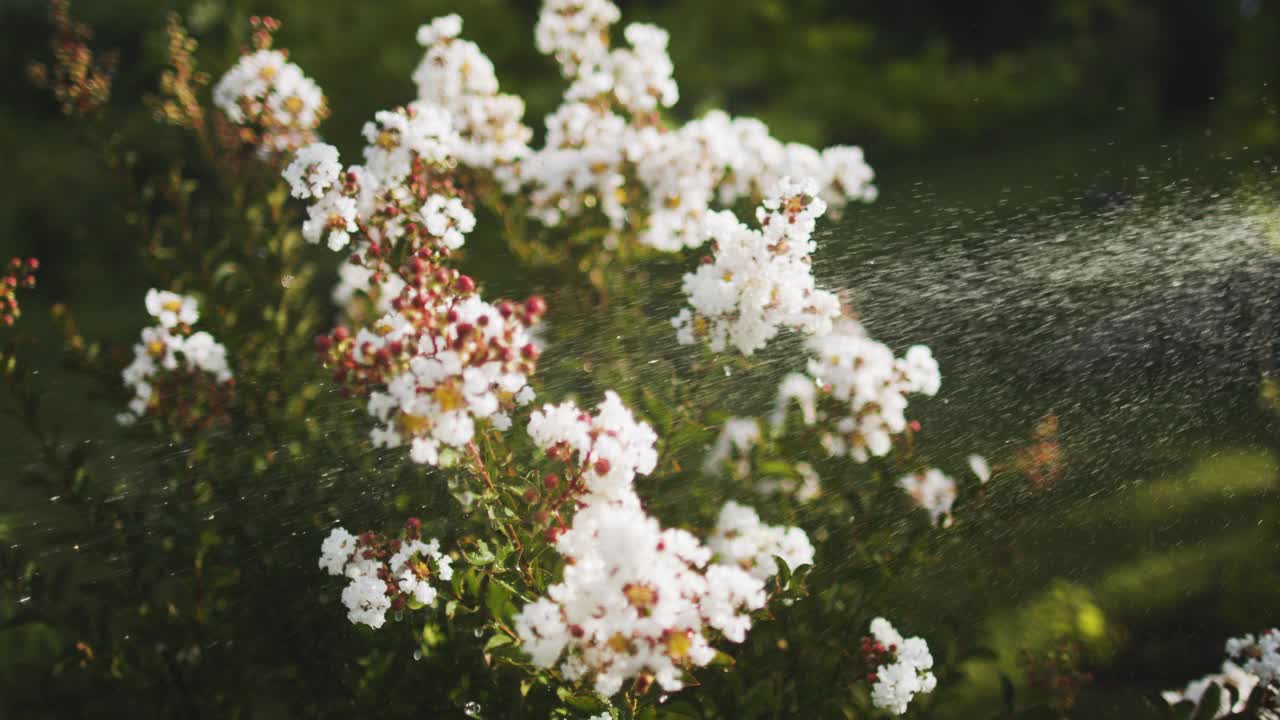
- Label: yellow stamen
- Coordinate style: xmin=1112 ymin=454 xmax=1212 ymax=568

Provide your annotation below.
xmin=397 ymin=413 xmax=430 ymax=436
xmin=433 ymin=383 xmax=466 ymax=412
xmin=666 ymin=631 xmax=691 ymax=661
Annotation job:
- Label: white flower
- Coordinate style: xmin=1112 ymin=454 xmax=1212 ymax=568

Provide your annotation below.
xmin=967 ymin=454 xmax=991 ymax=484
xmin=341 ymin=574 xmax=391 ymax=629
xmin=899 ymin=469 xmax=957 ymax=527
xmin=770 ymin=372 xmax=818 ymax=429
xmin=703 ymin=417 xmax=761 ymax=477
xmin=535 ymin=0 xmax=621 ymax=76
xmin=120 ymin=291 xmax=233 ymax=424
xmin=145 ymin=289 xmax=199 ymax=328
xmin=361 ymin=103 xmax=457 ymax=184
xmin=413 ymin=15 xmax=532 ymax=170
xmin=1163 ymin=661 xmax=1257 ymax=718
xmin=806 ymin=316 xmax=939 ymax=463
xmin=302 ymin=190 xmax=358 ymax=252
xmin=707 ymin=500 xmax=814 ymax=581
xmin=283 ymin=143 xmax=342 ymax=199
xmin=867 ymin=617 xmax=937 ymax=716
xmin=674 ymin=178 xmax=839 ymax=355
xmin=420 ymin=194 xmax=476 ymax=250
xmin=514 ymin=501 xmax=767 ymax=696
xmin=213 ymin=48 xmax=327 ymax=153
xmin=1226 ymin=628 xmax=1280 ymax=685
xmin=181 ymin=331 xmax=233 ymax=383
xmin=319 ymin=528 xmax=356 ymax=575
xmin=348 ymin=287 xmax=542 ymax=467
xmin=322 ymin=531 xmax=451 ymax=629
xmin=527 ymin=391 xmax=658 ymax=505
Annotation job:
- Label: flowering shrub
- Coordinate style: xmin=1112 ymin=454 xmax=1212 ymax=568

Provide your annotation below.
xmin=4 ymin=1 xmax=1096 ymax=718
xmin=1164 ymin=629 xmax=1280 ymax=718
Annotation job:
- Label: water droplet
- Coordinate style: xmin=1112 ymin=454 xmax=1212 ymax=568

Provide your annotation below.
xmin=412 ymin=649 xmax=422 ymax=661
xmin=463 ymin=701 xmax=482 ymax=717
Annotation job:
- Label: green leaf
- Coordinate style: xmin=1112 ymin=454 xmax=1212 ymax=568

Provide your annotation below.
xmin=464 ymin=539 xmax=496 ymax=566
xmin=556 ymin=687 xmax=608 ymax=713
xmin=773 ymin=556 xmax=793 ymax=588
xmin=483 ymin=633 xmax=514 ymax=652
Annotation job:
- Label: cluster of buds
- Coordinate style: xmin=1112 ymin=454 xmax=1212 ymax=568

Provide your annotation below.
xmin=118 ymin=290 xmax=234 ymax=429
xmin=27 ymin=0 xmax=116 ymax=117
xmin=148 ymin=13 xmax=209 ymax=132
xmin=319 ymin=518 xmax=453 ymax=629
xmin=315 ymin=259 xmax=546 ymax=465
xmin=860 ymin=633 xmax=899 ymax=681
xmin=0 ymin=258 xmax=39 ymax=327
xmin=212 ymin=17 xmax=328 ymax=154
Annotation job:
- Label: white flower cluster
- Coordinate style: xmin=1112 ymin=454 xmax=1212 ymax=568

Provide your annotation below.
xmin=361 ymin=295 xmax=540 ymax=465
xmin=413 ymin=15 xmax=532 ymax=171
xmin=672 ymin=177 xmax=841 ymax=355
xmin=513 ymin=0 xmax=876 ymax=251
xmin=805 ymin=316 xmax=940 ymax=461
xmin=703 ymin=417 xmax=761 ymax=477
xmin=1162 ymin=661 xmax=1257 ymax=718
xmin=284 ymin=103 xmax=467 ymax=256
xmin=707 ymin=500 xmax=815 ymax=582
xmin=898 ymin=469 xmax=958 ymax=527
xmin=318 ymin=527 xmax=453 ymax=629
xmin=527 ymin=391 xmax=659 ymax=506
xmin=1227 ymin=628 xmax=1280 ymax=686
xmin=770 ymin=372 xmax=819 ymax=429
xmin=867 ymin=617 xmax=938 ymax=716
xmin=283 ymin=142 xmax=341 ymax=200
xmin=536 ymin=0 xmax=621 ymax=76
xmin=119 ymin=290 xmax=232 ymax=423
xmin=1164 ymin=628 xmax=1280 ymax=718
xmin=213 ymin=48 xmax=326 ymax=153
xmin=514 ymin=501 xmax=768 ymax=696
